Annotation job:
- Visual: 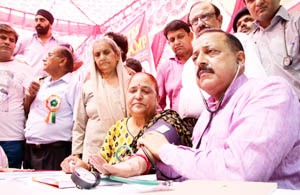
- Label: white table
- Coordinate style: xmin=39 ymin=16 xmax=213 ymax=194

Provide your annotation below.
xmin=0 ymin=171 xmax=299 ymax=195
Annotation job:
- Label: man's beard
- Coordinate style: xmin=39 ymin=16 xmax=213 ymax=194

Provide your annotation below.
xmin=35 ymin=24 xmax=50 ymax=35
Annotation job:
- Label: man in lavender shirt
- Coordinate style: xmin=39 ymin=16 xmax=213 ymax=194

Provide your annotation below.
xmin=156 ymin=20 xmax=193 ymax=112
xmin=139 ymin=29 xmax=300 ymax=189
xmin=14 ymin=9 xmax=65 ymax=77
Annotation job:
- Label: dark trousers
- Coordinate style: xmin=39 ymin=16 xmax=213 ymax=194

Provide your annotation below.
xmin=0 ymin=140 xmax=24 ymax=168
xmin=24 ymin=141 xmax=71 ymax=170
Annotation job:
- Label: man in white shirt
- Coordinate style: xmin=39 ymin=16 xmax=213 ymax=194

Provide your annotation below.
xmin=0 ymin=24 xmax=33 ymax=168
xmin=24 ymin=46 xmax=80 ymax=170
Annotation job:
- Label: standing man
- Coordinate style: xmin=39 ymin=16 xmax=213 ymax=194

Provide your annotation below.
xmin=23 ymin=46 xmax=80 ymax=170
xmin=156 ymin=20 xmax=193 ymax=113
xmin=187 ymin=1 xmax=265 ymax=77
xmin=0 ymin=24 xmax=33 ymax=168
xmin=244 ymin=0 xmax=300 ymax=98
xmin=232 ymin=7 xmax=255 ymax=34
xmin=14 ymin=9 xmax=65 ymax=77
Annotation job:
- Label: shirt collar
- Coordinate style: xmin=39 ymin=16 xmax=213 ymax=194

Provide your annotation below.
xmin=169 ymin=55 xmax=184 ymax=64
xmin=33 ymin=33 xmax=57 ymax=41
xmin=44 ymin=72 xmax=73 ymax=85
xmin=207 ymin=74 xmax=248 ymax=109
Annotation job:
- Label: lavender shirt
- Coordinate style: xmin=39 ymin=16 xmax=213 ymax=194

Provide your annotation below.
xmin=158 ymin=75 xmax=300 ymax=189
xmin=14 ymin=33 xmax=64 ymax=77
xmin=156 ymin=56 xmax=184 ymax=112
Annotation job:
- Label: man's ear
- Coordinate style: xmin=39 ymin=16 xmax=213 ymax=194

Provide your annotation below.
xmin=156 ymin=94 xmax=161 ymax=102
xmin=59 ymin=57 xmax=67 ymax=67
xmin=188 ymin=31 xmax=194 ymax=40
xmin=217 ymin=15 xmax=223 ymax=27
xmin=236 ymin=51 xmax=245 ymax=66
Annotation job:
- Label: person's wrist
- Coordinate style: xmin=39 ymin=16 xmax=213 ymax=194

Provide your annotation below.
xmin=129 ymin=154 xmax=151 ymax=175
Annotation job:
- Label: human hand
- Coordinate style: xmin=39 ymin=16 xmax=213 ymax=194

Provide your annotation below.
xmin=102 ymin=162 xmax=134 ymax=177
xmin=138 ymin=131 xmax=169 ymax=160
xmin=102 ymin=153 xmax=147 ymax=177
xmin=88 ymin=154 xmax=109 ymax=174
xmin=60 ymin=155 xmax=87 ymax=173
xmin=27 ymin=81 xmax=40 ymax=97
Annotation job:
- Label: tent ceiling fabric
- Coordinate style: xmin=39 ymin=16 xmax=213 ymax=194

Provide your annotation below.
xmin=1 ymin=0 xmax=299 ymax=67
xmin=0 ymin=0 xmax=136 ymax=25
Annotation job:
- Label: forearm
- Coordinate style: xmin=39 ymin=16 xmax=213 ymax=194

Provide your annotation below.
xmin=23 ymin=95 xmax=35 ymax=117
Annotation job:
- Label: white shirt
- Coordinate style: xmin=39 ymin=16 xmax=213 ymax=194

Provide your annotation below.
xmin=25 ymin=73 xmax=80 ymax=144
xmin=0 ymin=59 xmax=33 ymax=141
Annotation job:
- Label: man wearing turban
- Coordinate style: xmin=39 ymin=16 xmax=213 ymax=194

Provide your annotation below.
xmin=35 ymin=9 xmax=54 ymax=36
xmin=14 ymin=9 xmax=66 ymax=77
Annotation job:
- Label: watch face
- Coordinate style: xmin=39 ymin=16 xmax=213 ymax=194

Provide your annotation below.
xmin=74 ymin=167 xmax=96 ymax=183
xmin=283 ymin=56 xmax=293 ymax=67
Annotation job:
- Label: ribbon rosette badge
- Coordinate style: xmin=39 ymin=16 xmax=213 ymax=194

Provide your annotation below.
xmin=45 ymin=95 xmax=61 ymax=124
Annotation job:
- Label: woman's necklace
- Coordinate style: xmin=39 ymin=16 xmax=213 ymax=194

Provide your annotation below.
xmin=126 ymin=117 xmax=145 ymax=138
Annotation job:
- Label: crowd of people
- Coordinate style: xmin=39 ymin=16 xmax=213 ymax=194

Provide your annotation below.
xmin=0 ymin=0 xmax=299 ymax=190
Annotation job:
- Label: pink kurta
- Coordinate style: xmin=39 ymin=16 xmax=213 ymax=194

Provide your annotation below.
xmin=158 ymin=75 xmax=300 ymax=189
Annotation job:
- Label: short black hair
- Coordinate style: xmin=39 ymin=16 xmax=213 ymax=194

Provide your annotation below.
xmin=187 ymin=1 xmax=221 ymax=26
xmin=104 ymin=31 xmax=128 ymax=61
xmin=232 ymin=7 xmax=250 ymax=32
xmin=0 ymin=23 xmax=18 ymax=43
xmin=198 ymin=28 xmax=244 ymax=53
xmin=163 ymin=20 xmax=190 ymax=39
xmin=57 ymin=47 xmax=74 ymax=73
xmin=125 ymin=58 xmax=142 ymax=72
xmin=60 ymin=43 xmax=74 ymax=54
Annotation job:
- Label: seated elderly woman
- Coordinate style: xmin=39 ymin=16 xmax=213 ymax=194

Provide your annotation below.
xmin=61 ymin=72 xmax=191 ymax=175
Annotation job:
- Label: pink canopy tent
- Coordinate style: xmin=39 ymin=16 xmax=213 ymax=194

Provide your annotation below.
xmin=0 ymin=0 xmax=299 ymax=72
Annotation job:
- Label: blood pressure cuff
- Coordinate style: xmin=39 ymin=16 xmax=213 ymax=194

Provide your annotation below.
xmin=146 ymin=119 xmax=181 ymax=145
xmin=146 ymin=119 xmax=185 ymax=181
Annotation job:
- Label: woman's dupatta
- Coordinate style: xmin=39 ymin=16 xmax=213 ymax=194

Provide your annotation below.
xmin=90 ymin=46 xmax=130 ymax=126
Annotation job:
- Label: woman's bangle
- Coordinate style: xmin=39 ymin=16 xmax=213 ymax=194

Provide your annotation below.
xmin=129 ymin=154 xmax=151 ymax=175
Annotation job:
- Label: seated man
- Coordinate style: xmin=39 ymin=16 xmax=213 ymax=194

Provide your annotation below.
xmin=102 ymin=29 xmax=300 ymax=190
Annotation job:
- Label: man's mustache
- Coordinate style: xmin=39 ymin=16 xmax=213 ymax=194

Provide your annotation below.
xmin=196 ymin=64 xmax=214 ymax=78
